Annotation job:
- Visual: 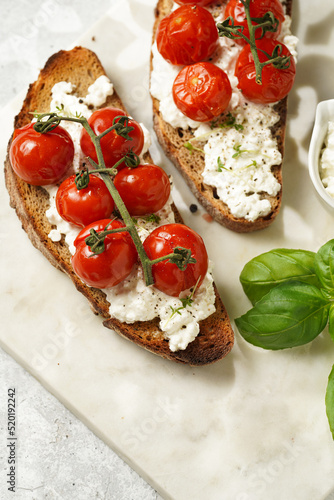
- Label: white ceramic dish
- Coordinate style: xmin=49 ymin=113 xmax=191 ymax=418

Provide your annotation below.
xmin=309 ymin=99 xmax=334 ymax=211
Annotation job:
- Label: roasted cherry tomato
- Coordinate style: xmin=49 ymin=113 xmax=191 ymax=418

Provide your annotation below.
xmin=143 ymin=224 xmax=208 ymax=297
xmin=9 ymin=123 xmax=74 ymax=186
xmin=173 ymin=62 xmax=232 ymax=122
xmin=235 ymin=38 xmax=296 ymax=104
xmin=80 ymin=107 xmax=144 ymax=169
xmin=55 ymin=174 xmax=115 ymax=227
xmin=71 ymin=219 xmax=138 ymax=289
xmin=175 ymin=0 xmax=217 ymax=5
xmin=156 ymin=5 xmax=218 ymax=66
xmin=113 ymin=164 xmax=171 ymax=216
xmin=224 ymin=0 xmax=285 ymax=44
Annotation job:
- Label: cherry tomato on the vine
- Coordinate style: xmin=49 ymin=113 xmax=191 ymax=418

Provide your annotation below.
xmin=71 ymin=219 xmax=138 ymax=289
xmin=80 ymin=107 xmax=144 ymax=170
xmin=9 ymin=123 xmax=74 ymax=186
xmin=156 ymin=5 xmax=218 ymax=66
xmin=235 ymin=38 xmax=296 ymax=104
xmin=173 ymin=62 xmax=232 ymax=122
xmin=224 ymin=0 xmax=285 ymax=44
xmin=143 ymin=224 xmax=208 ymax=297
xmin=55 ymin=174 xmax=115 ymax=228
xmin=175 ymin=0 xmax=216 ymax=5
xmin=113 ymin=164 xmax=171 ymax=216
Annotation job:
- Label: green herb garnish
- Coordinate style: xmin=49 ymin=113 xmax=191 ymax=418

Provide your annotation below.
xmin=217 ymin=157 xmax=229 ymax=172
xmin=184 ymin=141 xmax=205 ymax=155
xmin=143 ymin=214 xmax=161 ymax=224
xmin=168 ymin=277 xmax=201 ymax=320
xmin=211 ymin=112 xmax=244 ymax=131
xmin=33 ymin=111 xmax=196 ymax=287
xmin=56 ymin=103 xmax=65 ymax=113
xmin=232 ymin=144 xmax=247 ymax=158
xmin=245 ymin=160 xmax=258 ymax=169
xmin=217 ymin=0 xmax=291 ymax=84
xmin=235 ymin=240 xmax=334 ymax=439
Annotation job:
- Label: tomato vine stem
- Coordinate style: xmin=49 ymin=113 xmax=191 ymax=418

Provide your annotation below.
xmin=33 ymin=113 xmax=195 ymax=287
xmin=217 ymin=0 xmax=291 ymax=84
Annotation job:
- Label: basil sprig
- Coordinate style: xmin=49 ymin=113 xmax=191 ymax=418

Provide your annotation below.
xmin=235 ymin=239 xmax=334 ymax=439
xmin=314 ymin=240 xmax=334 ymax=293
xmin=326 ymin=366 xmax=334 ymax=439
xmin=236 ymin=282 xmax=330 ymax=350
xmin=239 ymin=248 xmax=320 ymax=305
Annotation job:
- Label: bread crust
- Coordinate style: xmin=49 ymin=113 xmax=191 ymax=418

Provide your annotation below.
xmin=4 ymin=46 xmax=234 ymax=365
xmin=151 ymin=0 xmax=292 ymax=233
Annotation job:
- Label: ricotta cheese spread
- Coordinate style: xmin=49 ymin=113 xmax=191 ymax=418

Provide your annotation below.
xmin=150 ymin=2 xmax=298 ymax=222
xmin=43 ymin=77 xmax=216 ymax=351
xmin=320 ymin=121 xmax=334 ymax=197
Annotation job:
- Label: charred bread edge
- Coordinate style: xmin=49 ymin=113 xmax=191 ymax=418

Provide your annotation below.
xmin=4 ymin=46 xmax=234 ymax=366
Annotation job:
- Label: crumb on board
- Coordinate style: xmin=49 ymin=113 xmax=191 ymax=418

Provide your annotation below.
xmin=92 ymin=36 xmax=96 ymax=41
xmin=202 ymin=213 xmax=213 ymax=223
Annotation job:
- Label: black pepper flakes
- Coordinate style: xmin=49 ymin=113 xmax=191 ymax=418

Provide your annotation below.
xmin=190 ymin=204 xmax=198 ymax=213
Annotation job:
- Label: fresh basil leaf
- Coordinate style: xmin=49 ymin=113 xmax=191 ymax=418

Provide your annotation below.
xmin=325 ymin=364 xmax=334 ymax=440
xmin=328 ymin=305 xmax=334 ymax=344
xmin=314 ymin=239 xmax=334 ymax=293
xmin=235 ymin=282 xmax=330 ymax=350
xmin=240 ymin=249 xmax=319 ymax=305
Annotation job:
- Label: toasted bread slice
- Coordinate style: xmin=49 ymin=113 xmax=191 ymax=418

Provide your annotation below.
xmin=4 ymin=46 xmax=234 ymax=365
xmin=151 ymin=0 xmax=292 ymax=233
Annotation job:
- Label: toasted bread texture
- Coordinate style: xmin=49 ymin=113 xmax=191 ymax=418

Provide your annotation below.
xmin=151 ymin=0 xmax=292 ymax=233
xmin=4 ymin=46 xmax=234 ymax=365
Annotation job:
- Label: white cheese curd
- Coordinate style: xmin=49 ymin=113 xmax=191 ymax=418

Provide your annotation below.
xmin=45 ymin=185 xmax=80 ymax=255
xmin=83 ymin=75 xmax=114 ymax=107
xmin=197 ymin=102 xmax=282 ymax=221
xmin=280 ymin=16 xmax=298 ymax=62
xmin=320 ymin=121 xmax=334 ymax=197
xmin=48 ymin=229 xmax=62 ymax=242
xmin=104 ymin=196 xmax=217 ymax=352
xmin=202 ymin=127 xmax=281 ymax=221
xmin=45 ymin=76 xmax=116 ymax=252
xmin=209 ymin=36 xmax=242 ymax=109
xmin=50 ymin=76 xmax=114 ymax=117
xmin=50 ymin=82 xmax=91 ymax=173
xmin=150 ymin=43 xmax=201 ymax=130
xmin=50 ymin=77 xmax=113 ymax=172
xmin=43 ymin=77 xmax=216 ymax=351
xmin=135 ymin=193 xmax=176 ymax=236
xmin=138 ymin=122 xmax=151 ymax=159
xmin=105 ymin=262 xmax=216 ymax=352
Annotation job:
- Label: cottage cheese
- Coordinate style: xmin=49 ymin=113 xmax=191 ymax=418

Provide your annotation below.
xmin=198 ymin=106 xmax=282 ymax=220
xmin=45 ymin=77 xmax=150 ymax=250
xmin=150 ymin=2 xmax=298 ymax=222
xmin=44 ymin=77 xmax=216 ymax=351
xmin=105 ymin=261 xmax=216 ymax=352
xmin=46 ymin=185 xmax=80 ymax=255
xmin=320 ymin=121 xmax=334 ymax=197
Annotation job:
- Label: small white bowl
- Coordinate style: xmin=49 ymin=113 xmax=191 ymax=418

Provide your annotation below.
xmin=309 ymin=99 xmax=334 ymax=211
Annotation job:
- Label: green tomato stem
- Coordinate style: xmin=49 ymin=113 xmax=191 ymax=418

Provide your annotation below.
xmin=241 ymin=0 xmax=269 ymax=84
xmin=79 ymin=118 xmax=155 ymax=286
xmin=34 ymin=112 xmax=196 ymax=287
xmin=217 ymin=0 xmax=290 ymax=85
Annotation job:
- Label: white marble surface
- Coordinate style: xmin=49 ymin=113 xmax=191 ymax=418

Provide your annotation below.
xmin=1 ymin=1 xmax=334 ymax=500
xmin=0 ymin=0 xmax=160 ymax=498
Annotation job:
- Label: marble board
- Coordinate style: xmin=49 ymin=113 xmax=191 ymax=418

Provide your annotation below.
xmin=1 ymin=1 xmax=334 ymax=499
